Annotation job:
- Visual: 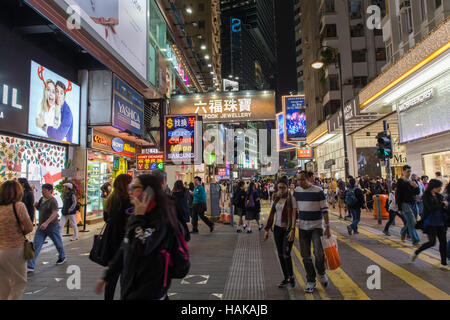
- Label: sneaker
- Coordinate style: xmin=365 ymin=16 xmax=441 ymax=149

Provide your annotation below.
xmin=347 ymin=225 xmax=353 ymax=235
xmin=290 ymin=277 xmax=295 ymax=288
xmin=210 ymin=224 xmax=215 ymax=233
xmin=400 ymin=235 xmax=406 ymax=242
xmin=237 ymin=228 xmax=242 ymax=233
xmin=190 ymin=230 xmax=199 ymax=234
xmin=305 ymin=282 xmax=317 ymax=293
xmin=258 ymin=224 xmax=264 ymax=231
xmin=318 ymin=274 xmax=329 ymax=288
xmin=278 ymin=279 xmax=290 ymax=288
xmin=27 ymin=267 xmax=34 ymax=273
xmin=243 ymin=224 xmax=247 ymax=230
xmin=439 ymin=264 xmax=450 ymax=271
xmin=383 ymin=230 xmax=391 ymax=236
xmin=413 ymin=243 xmax=421 ymax=248
xmin=410 ymin=252 xmax=418 ymax=262
xmin=56 ymin=257 xmax=66 ymax=265
xmin=247 ymin=229 xmax=252 ymax=234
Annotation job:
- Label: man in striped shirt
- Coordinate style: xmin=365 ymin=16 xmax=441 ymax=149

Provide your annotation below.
xmin=293 ymin=171 xmax=330 ymax=294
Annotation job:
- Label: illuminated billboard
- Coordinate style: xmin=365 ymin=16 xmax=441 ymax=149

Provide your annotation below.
xmin=164 ymin=114 xmax=201 ymax=164
xmin=277 ymin=113 xmax=297 ymax=151
xmin=282 ymin=95 xmax=306 ymax=142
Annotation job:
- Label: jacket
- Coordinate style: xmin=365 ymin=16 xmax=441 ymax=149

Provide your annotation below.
xmin=168 ymin=194 xmax=190 ymax=242
xmin=62 ymin=191 xmax=77 ymax=216
xmin=22 ymin=190 xmax=35 ymax=221
xmin=265 ymin=193 xmax=296 ymax=232
xmin=233 ymin=189 xmax=246 ymax=209
xmin=172 ymin=190 xmax=190 ymax=223
xmin=396 ymin=178 xmax=420 ymax=209
xmin=422 ymin=193 xmax=447 ymax=227
xmin=101 ymin=196 xmax=133 ymax=263
xmin=103 ymin=206 xmax=179 ymax=300
xmin=245 ymin=190 xmax=261 ymax=212
xmin=47 ymin=102 xmax=73 ymax=142
xmin=347 ymin=187 xmax=365 ymax=209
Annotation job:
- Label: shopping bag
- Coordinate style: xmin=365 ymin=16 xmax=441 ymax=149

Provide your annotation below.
xmin=322 ymin=235 xmax=341 ymax=270
xmin=89 ymin=223 xmax=108 ymax=267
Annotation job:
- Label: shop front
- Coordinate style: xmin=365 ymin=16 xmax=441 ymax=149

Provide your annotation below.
xmin=86 ymin=129 xmax=136 ymax=220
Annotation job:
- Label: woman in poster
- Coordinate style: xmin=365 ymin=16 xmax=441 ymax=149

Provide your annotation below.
xmin=35 ymin=79 xmax=59 ymax=133
xmin=46 ymin=81 xmax=74 ymax=143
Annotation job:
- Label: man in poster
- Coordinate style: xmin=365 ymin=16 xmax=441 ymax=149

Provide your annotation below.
xmin=37 ymin=81 xmax=74 ymax=143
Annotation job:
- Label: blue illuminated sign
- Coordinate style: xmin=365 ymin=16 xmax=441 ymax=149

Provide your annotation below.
xmin=111 ymin=137 xmax=125 ymax=153
xmin=232 ymin=18 xmax=241 ymax=32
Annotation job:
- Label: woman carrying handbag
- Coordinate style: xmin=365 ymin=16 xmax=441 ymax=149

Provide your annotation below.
xmin=0 ymin=180 xmax=34 ymax=300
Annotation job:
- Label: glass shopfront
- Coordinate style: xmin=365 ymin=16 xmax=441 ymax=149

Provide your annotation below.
xmin=422 ymin=150 xmax=450 ymax=182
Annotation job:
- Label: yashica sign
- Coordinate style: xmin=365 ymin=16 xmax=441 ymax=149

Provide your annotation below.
xmin=169 ymin=91 xmax=275 ymax=123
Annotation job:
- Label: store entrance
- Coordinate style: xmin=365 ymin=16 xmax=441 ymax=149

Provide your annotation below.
xmin=422 ymin=150 xmax=450 ymax=181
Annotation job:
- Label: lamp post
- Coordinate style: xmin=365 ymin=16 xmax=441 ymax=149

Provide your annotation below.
xmin=311 ymin=46 xmax=350 ymax=179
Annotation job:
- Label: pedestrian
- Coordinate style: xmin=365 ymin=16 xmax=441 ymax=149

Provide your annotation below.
xmin=421 ymin=176 xmax=429 ymax=190
xmin=95 ymin=174 xmax=188 ymax=300
xmin=289 ymin=183 xmax=296 ymax=196
xmin=27 ymin=183 xmax=66 ymax=273
xmin=293 ymin=171 xmax=330 ymax=294
xmin=383 ymin=183 xmax=407 ymax=236
xmin=435 ymin=172 xmax=448 ymax=193
xmin=336 ymin=180 xmax=348 ymax=220
xmin=100 ymin=173 xmax=133 ymax=300
xmin=172 ymin=180 xmax=190 ymax=223
xmin=244 ymin=182 xmax=263 ymax=233
xmin=188 ymin=182 xmax=195 ymax=219
xmin=59 ymin=183 xmax=79 ymax=241
xmin=411 ymin=179 xmax=449 ymax=270
xmin=264 ymin=177 xmax=297 ymax=288
xmin=233 ymin=181 xmax=247 ymax=232
xmin=101 ymin=177 xmax=113 ymax=199
xmin=268 ymin=182 xmax=275 ymax=206
xmin=412 ymin=173 xmax=425 ymax=218
xmin=397 ymin=165 xmax=421 ymax=247
xmin=443 ymin=183 xmax=450 ymax=262
xmin=0 ymin=180 xmax=34 ymax=300
xmin=18 ymin=178 xmax=35 ymax=225
xmin=191 ymin=176 xmax=214 ymax=234
xmin=345 ymin=177 xmax=365 ymax=235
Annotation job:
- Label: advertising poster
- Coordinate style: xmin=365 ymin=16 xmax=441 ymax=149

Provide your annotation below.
xmin=277 ymin=113 xmax=297 ymax=151
xmin=283 ymin=95 xmax=306 ymax=142
xmin=164 ymin=114 xmax=200 ymax=164
xmin=62 ymin=0 xmax=147 ymax=79
xmin=28 ymin=61 xmax=80 ymax=144
xmin=137 ymin=154 xmax=164 ymax=171
xmin=112 ymin=75 xmax=144 ymax=136
xmin=356 ymin=147 xmax=382 ymax=178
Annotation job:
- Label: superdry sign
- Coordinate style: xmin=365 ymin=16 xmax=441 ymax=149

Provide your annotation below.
xmin=164 ymin=114 xmax=201 ymax=164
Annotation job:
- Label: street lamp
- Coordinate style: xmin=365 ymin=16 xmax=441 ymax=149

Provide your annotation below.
xmin=311 ymin=46 xmax=350 ymax=179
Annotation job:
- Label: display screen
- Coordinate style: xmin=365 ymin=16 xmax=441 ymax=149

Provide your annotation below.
xmin=28 ymin=61 xmax=80 ymax=144
xmin=283 ymin=95 xmax=306 ymax=142
xmin=356 ymin=147 xmax=382 ymax=178
xmin=277 ymin=113 xmax=297 ymax=151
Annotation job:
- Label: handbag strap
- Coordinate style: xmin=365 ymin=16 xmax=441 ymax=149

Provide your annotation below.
xmin=12 ymin=202 xmax=27 ymax=239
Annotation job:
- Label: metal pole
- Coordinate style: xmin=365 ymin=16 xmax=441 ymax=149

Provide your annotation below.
xmin=376 ymin=194 xmax=382 ymax=225
xmin=337 ymin=53 xmax=350 ymax=179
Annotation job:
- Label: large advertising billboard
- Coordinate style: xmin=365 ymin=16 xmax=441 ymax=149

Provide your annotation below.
xmin=28 ymin=61 xmax=80 ymax=144
xmin=283 ymin=95 xmax=306 ymax=142
xmin=356 ymin=147 xmax=382 ymax=178
xmin=169 ymin=91 xmax=276 ymax=123
xmin=62 ymin=0 xmax=147 ymax=80
xmin=277 ymin=113 xmax=297 ymax=151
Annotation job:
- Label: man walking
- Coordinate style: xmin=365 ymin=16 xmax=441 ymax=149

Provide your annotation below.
xmin=27 ymin=184 xmax=66 ymax=272
xmin=397 ymin=165 xmax=421 ymax=247
xmin=293 ymin=171 xmax=330 ymax=294
xmin=345 ymin=178 xmax=365 ymax=235
xmin=60 ymin=183 xmax=79 ymax=241
xmin=191 ymin=176 xmax=214 ymax=234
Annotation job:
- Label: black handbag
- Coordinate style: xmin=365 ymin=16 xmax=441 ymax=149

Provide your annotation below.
xmin=89 ymin=223 xmax=108 ymax=267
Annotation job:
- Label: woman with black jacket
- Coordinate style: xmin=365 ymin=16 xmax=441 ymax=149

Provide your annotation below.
xmin=18 ymin=178 xmax=35 ymax=224
xmin=172 ymin=180 xmax=190 ymax=223
xmin=411 ymin=179 xmax=449 ymax=270
xmin=95 ymin=174 xmax=186 ymax=300
xmin=233 ymin=181 xmax=247 ymax=233
xmin=100 ymin=174 xmax=133 ymax=300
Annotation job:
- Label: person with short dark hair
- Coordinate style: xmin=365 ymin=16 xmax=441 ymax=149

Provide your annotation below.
xmin=60 ymin=182 xmax=79 ymax=241
xmin=233 ymin=181 xmax=247 ymax=232
xmin=421 ymin=176 xmax=429 ymax=189
xmin=0 ymin=180 xmax=33 ymax=299
xmin=345 ymin=178 xmax=365 ymax=235
xmin=435 ymin=172 xmax=448 ymax=194
xmin=18 ymin=178 xmax=35 ymax=224
xmin=191 ymin=176 xmax=214 ymax=234
xmin=27 ymin=183 xmax=66 ymax=272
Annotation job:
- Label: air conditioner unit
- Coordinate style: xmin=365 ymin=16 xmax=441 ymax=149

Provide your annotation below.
xmin=399 ymin=0 xmax=411 ymax=13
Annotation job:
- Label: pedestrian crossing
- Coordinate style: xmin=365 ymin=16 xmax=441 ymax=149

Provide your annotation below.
xmin=262 ymin=208 xmax=450 ymax=300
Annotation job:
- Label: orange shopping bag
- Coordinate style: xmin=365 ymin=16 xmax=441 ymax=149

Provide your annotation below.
xmin=322 ymin=235 xmax=341 ymax=270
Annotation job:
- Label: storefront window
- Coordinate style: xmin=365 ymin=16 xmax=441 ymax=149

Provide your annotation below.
xmin=86 ymin=152 xmax=113 ymax=218
xmin=422 ymin=151 xmax=450 ymax=182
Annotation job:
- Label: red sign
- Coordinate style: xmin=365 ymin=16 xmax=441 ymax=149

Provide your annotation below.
xmin=137 ymin=154 xmax=165 ymax=170
xmin=218 ymin=168 xmax=226 ymax=176
xmin=297 ymin=148 xmax=313 ymax=158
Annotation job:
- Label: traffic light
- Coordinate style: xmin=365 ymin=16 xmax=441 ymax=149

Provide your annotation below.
xmin=376 ymin=132 xmax=393 ymax=159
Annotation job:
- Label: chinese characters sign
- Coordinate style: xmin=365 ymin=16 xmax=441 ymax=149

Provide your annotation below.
xmin=164 ymin=114 xmax=200 ymax=163
xmin=283 ymin=95 xmax=306 ymax=142
xmin=297 ymin=148 xmax=313 ymax=159
xmin=169 ymin=91 xmax=276 ymax=123
xmin=137 ymin=154 xmax=164 ymax=171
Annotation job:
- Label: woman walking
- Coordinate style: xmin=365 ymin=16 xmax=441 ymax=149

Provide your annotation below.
xmin=95 ymin=174 xmax=187 ymax=300
xmin=0 ymin=180 xmax=34 ymax=300
xmin=411 ymin=179 xmax=449 ymax=270
xmin=18 ymin=178 xmax=35 ymax=225
xmin=172 ymin=180 xmax=190 ymax=223
xmin=233 ymin=181 xmax=247 ymax=233
xmin=245 ymin=182 xmax=263 ymax=233
xmin=100 ymin=174 xmax=133 ymax=300
xmin=264 ymin=178 xmax=297 ymax=288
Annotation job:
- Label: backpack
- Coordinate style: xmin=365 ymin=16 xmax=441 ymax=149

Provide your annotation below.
xmin=160 ymin=225 xmax=190 ymax=283
xmin=246 ymin=192 xmax=255 ymax=209
xmin=345 ymin=188 xmax=359 ymax=208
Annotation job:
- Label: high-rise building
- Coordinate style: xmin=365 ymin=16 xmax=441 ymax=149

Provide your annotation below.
xmin=381 ymin=0 xmax=449 ymax=68
xmin=294 ymin=0 xmax=304 ymax=93
xmin=302 ymin=0 xmax=386 ymax=133
xmin=220 ymin=0 xmax=277 ymax=90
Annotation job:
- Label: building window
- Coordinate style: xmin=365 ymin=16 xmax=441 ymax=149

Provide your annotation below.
xmin=349 ymin=0 xmax=362 ymax=19
xmin=199 ymin=3 xmax=205 ymax=11
xmin=350 ymin=23 xmax=365 ymax=37
xmin=374 ymin=28 xmax=383 ymax=36
xmin=198 ymin=20 xmax=205 ymax=29
xmin=435 ymin=0 xmax=442 ymax=8
xmin=352 ymin=50 xmax=366 ymax=63
xmin=420 ymin=0 xmax=426 ymax=21
xmin=325 ymin=24 xmax=337 ymax=37
xmin=386 ymin=42 xmax=393 ymax=63
xmin=376 ymin=48 xmax=386 ymax=61
xmin=323 ymin=100 xmax=341 ymax=119
xmin=324 ymin=0 xmax=335 ymax=13
xmin=405 ymin=8 xmax=413 ymax=34
xmin=329 ymin=75 xmax=340 ymax=91
xmin=353 ymin=76 xmax=367 ymax=88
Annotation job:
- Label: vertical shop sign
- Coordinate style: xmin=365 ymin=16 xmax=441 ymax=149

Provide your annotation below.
xmin=282 ymin=95 xmax=306 ymax=142
xmin=164 ymin=114 xmax=200 ymax=164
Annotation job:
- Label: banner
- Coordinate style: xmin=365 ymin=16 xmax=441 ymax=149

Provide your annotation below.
xmin=282 ymin=95 xmax=306 ymax=142
xmin=276 ymin=113 xmax=297 ymax=151
xmin=137 ymin=154 xmax=164 ymax=171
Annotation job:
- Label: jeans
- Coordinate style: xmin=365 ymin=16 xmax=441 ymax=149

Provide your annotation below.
xmin=60 ymin=214 xmax=79 ymax=239
xmin=191 ymin=203 xmax=213 ymax=231
xmin=28 ymin=223 xmax=66 ymax=269
xmin=400 ymin=203 xmax=420 ymax=245
xmin=416 ymin=201 xmax=424 ymax=219
xmin=447 ymin=240 xmax=450 ymax=261
xmin=299 ymin=228 xmax=326 ymax=283
xmin=415 ymin=226 xmax=447 ymax=265
xmin=349 ymin=208 xmax=361 ymax=232
xmin=273 ymin=225 xmax=294 ymax=280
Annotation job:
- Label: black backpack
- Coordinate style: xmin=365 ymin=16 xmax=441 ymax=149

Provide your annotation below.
xmin=160 ymin=224 xmax=190 ymax=281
